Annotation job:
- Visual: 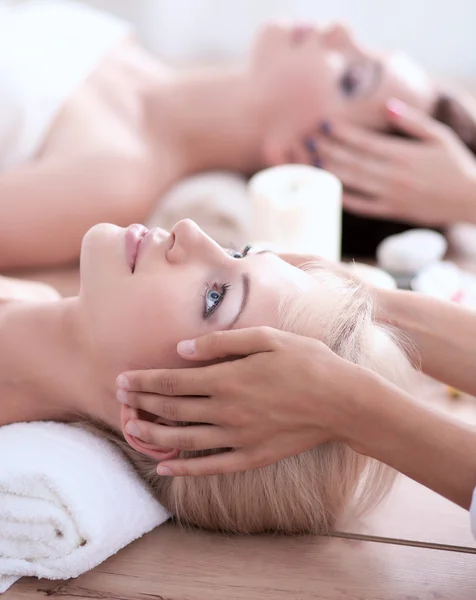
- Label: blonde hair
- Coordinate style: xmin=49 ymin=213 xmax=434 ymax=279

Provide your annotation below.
xmin=84 ymin=262 xmax=414 ymax=535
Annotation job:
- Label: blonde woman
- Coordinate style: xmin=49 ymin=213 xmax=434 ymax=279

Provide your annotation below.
xmin=121 ymin=265 xmax=476 ymax=532
xmin=0 ymin=218 xmax=413 ymax=534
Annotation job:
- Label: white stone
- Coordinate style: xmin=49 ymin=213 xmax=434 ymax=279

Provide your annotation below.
xmin=411 ymin=261 xmax=476 ymax=308
xmin=447 ymin=223 xmax=476 ymax=257
xmin=376 ymin=229 xmax=447 ymax=274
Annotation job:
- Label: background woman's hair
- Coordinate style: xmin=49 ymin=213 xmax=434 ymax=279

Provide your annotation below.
xmin=342 ymin=91 xmax=476 ymax=258
xmin=79 ymin=262 xmax=415 ymax=535
xmin=433 ymin=92 xmax=476 ymax=155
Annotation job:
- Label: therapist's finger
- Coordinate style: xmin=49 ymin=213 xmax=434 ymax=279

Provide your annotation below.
xmin=157 ymin=449 xmax=261 ymax=477
xmin=118 ymin=365 xmax=220 ymax=396
xmin=117 ymin=391 xmax=217 ymax=425
xmin=125 ymin=422 xmax=231 ymax=453
xmin=386 ymin=98 xmax=449 ymax=142
xmin=319 ymin=140 xmax=390 ymax=196
xmin=343 ymin=193 xmax=392 ymax=218
xmin=326 ymin=120 xmax=405 ymax=161
xmin=176 ymin=326 xmax=285 ymax=362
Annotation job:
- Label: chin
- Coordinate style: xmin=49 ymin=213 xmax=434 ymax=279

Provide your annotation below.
xmin=82 ymin=223 xmax=122 ymax=251
xmin=80 ymin=223 xmax=125 ymax=283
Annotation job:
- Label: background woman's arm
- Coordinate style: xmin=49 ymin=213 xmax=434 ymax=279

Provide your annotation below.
xmin=0 ymin=153 xmax=153 ymax=270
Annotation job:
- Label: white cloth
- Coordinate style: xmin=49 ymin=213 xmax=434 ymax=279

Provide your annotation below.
xmin=0 ymin=0 xmax=131 ymax=170
xmin=0 ymin=421 xmax=169 ymax=593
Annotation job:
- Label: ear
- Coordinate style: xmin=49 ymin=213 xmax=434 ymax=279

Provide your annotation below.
xmin=120 ymin=404 xmax=180 ymax=462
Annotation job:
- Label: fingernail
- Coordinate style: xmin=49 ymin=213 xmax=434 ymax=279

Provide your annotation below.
xmin=387 ymin=99 xmax=405 ymax=118
xmin=313 ymin=158 xmax=323 ymax=168
xmin=304 ymin=137 xmax=317 ymax=153
xmin=125 ymin=421 xmax=141 ymax=438
xmin=116 ymin=389 xmax=128 ymax=404
xmin=116 ymin=374 xmax=130 ymax=389
xmin=177 ymin=339 xmax=196 ymax=355
xmin=320 ymin=120 xmax=332 ymax=135
xmin=157 ymin=466 xmax=173 ymax=476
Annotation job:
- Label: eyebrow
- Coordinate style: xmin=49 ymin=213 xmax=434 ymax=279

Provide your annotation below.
xmin=226 ymin=273 xmax=250 ymax=329
xmin=221 ymin=248 xmax=270 ymax=329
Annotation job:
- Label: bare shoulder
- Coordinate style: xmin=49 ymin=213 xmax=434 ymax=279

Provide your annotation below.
xmin=0 ymin=277 xmax=61 ymax=304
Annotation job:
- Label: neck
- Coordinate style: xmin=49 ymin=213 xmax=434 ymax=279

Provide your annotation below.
xmin=147 ymin=66 xmax=267 ymax=174
xmin=0 ymin=300 xmax=120 ymax=432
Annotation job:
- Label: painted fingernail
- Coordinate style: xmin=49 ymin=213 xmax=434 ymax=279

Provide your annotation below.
xmin=304 ymin=137 xmax=317 ymax=153
xmin=320 ymin=120 xmax=332 ymax=135
xmin=125 ymin=421 xmax=141 ymax=438
xmin=387 ymin=99 xmax=405 ymax=118
xmin=157 ymin=466 xmax=173 ymax=476
xmin=177 ymin=339 xmax=196 ymax=355
xmin=116 ymin=374 xmax=130 ymax=389
xmin=116 ymin=389 xmax=128 ymax=404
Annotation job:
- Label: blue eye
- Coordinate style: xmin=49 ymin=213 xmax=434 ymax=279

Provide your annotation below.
xmin=203 ymin=283 xmax=230 ymax=318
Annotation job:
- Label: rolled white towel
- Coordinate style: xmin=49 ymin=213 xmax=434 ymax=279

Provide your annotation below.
xmin=146 ymin=171 xmax=250 ymax=249
xmin=0 ymin=421 xmax=169 ymax=593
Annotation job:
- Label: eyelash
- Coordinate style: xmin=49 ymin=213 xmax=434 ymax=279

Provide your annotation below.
xmin=228 ymin=244 xmax=252 ymax=259
xmin=340 ymin=64 xmax=363 ymax=97
xmin=202 ymin=245 xmax=251 ymax=319
xmin=203 ymin=282 xmax=231 ymax=318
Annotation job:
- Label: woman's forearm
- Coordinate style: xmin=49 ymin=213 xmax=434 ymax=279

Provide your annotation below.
xmin=348 ymin=374 xmax=476 ymax=509
xmin=376 ymin=289 xmax=476 ymax=395
xmin=0 ymin=155 xmax=151 ymax=269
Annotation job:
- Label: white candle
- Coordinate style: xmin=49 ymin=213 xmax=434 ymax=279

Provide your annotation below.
xmin=248 ymin=165 xmax=342 ymax=261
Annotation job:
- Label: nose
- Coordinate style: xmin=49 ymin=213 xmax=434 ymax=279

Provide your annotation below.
xmin=324 ymin=22 xmax=354 ymax=49
xmin=166 ymin=219 xmax=224 ymax=265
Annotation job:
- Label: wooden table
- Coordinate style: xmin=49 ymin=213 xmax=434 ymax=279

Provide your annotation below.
xmin=5 ymin=267 xmax=476 ymax=599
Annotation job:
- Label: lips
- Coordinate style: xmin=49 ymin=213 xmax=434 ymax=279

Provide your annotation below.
xmin=125 ymin=224 xmax=148 ymax=272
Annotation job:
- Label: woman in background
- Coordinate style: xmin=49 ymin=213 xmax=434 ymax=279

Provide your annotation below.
xmin=1 ymin=0 xmax=475 ymax=270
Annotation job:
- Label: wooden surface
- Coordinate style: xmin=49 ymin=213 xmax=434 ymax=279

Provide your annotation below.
xmin=6 ymin=266 xmax=476 ymax=599
xmin=8 ymin=524 xmax=476 ymax=600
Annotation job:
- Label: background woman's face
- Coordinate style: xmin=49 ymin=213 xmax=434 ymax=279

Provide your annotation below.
xmin=79 ymin=220 xmax=315 ymax=373
xmin=250 ymin=21 xmax=437 ymax=138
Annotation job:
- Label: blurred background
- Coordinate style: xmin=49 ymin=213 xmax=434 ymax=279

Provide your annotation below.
xmin=84 ymin=0 xmax=476 ymax=84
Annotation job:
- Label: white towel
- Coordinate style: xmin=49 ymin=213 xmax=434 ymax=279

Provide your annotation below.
xmin=146 ymin=171 xmax=251 ymax=249
xmin=0 ymin=421 xmax=170 ymax=593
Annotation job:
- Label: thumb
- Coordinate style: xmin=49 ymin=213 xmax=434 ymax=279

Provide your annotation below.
xmin=386 ymin=98 xmax=446 ymax=141
xmin=177 ymin=326 xmax=280 ymax=362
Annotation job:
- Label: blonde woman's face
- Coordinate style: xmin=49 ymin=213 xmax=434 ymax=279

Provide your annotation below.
xmin=78 ymin=219 xmax=315 ymax=373
xmin=250 ymin=21 xmax=437 ymax=139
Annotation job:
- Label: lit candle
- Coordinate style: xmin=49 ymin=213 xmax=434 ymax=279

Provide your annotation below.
xmin=248 ymin=165 xmax=342 ymax=261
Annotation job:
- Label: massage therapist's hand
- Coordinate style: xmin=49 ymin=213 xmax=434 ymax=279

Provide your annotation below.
xmin=117 ymin=327 xmax=372 ymax=477
xmin=313 ymin=99 xmax=476 ymax=226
